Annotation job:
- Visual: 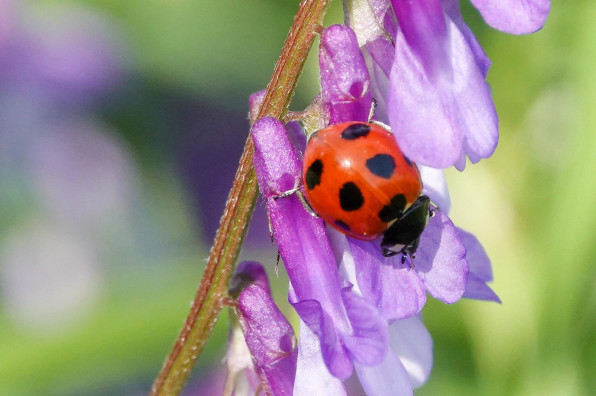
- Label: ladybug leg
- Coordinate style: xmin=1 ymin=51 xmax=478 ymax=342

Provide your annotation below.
xmin=273 ymin=186 xmax=300 ymax=199
xmin=275 ymin=250 xmax=281 ymax=277
xmin=367 ymin=98 xmax=378 ymax=122
xmin=296 ymin=190 xmax=319 ymax=217
xmin=367 ymin=98 xmax=393 ymax=131
xmin=273 ymin=182 xmax=319 ymax=218
xmin=267 ymin=213 xmax=274 ymax=243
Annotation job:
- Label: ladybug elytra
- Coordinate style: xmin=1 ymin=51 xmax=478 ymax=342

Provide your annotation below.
xmin=301 ymin=121 xmax=430 ymax=259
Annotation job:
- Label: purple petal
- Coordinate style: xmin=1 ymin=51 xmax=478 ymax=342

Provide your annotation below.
xmin=443 ymin=0 xmax=491 ymax=77
xmin=355 ymin=349 xmax=413 ymax=396
xmin=252 ymin=117 xmax=303 ymax=197
xmin=456 ymin=228 xmax=501 ymax=303
xmin=419 ymin=165 xmax=451 ymax=214
xmin=341 ymin=288 xmax=388 ymax=366
xmin=320 ymin=25 xmax=372 ymax=123
xmin=365 ymin=35 xmax=394 ymax=78
xmin=471 ymin=0 xmax=551 ymax=34
xmin=456 ymin=228 xmax=492 ymax=281
xmin=347 ymin=238 xmax=426 ymax=321
xmin=463 ymin=273 xmax=501 ymax=303
xmin=414 ymin=209 xmax=468 ymax=303
xmin=233 ymin=260 xmax=270 ymax=290
xmin=294 ymin=320 xmax=347 ymax=395
xmin=391 ymin=0 xmax=450 ymax=78
xmin=389 ymin=316 xmax=433 ymax=388
xmin=388 ymin=12 xmax=498 ymax=169
xmin=233 ymin=262 xmax=297 ymax=395
xmin=291 ymin=298 xmax=354 ymax=379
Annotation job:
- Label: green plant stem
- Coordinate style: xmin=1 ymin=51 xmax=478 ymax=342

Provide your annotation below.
xmin=150 ymin=1 xmax=330 ymax=394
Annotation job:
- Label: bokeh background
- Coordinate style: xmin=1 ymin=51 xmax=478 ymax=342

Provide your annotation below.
xmin=0 ymin=1 xmax=594 ymax=395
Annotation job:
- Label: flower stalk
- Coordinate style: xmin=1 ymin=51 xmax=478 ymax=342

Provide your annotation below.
xmin=150 ymin=0 xmax=330 ymax=395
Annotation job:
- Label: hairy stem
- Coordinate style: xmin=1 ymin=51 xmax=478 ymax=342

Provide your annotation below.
xmin=150 ymin=1 xmax=330 ymax=394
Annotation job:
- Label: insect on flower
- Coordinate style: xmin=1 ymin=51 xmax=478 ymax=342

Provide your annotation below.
xmin=301 ymin=119 xmax=431 ymax=261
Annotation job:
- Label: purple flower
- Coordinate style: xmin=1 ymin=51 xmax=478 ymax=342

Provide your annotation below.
xmin=344 ymin=0 xmax=550 ymax=169
xmin=245 ymin=11 xmax=506 ymax=393
xmin=319 ymin=24 xmax=470 ymax=306
xmin=229 ymin=261 xmax=298 ymax=395
xmin=319 ymin=25 xmax=372 ymax=124
xmin=252 ymin=117 xmax=388 ymax=381
xmin=250 ymin=114 xmax=446 ymax=395
xmin=387 ymin=0 xmax=499 ymax=169
xmin=314 ymin=26 xmax=498 ymax=388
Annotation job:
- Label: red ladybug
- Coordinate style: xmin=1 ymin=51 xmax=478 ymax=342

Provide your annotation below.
xmin=302 ymin=121 xmax=430 ymax=259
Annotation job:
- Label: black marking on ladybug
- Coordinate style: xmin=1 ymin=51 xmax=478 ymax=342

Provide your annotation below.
xmin=366 ymin=153 xmax=396 ymax=179
xmin=341 ymin=123 xmax=370 ymax=140
xmin=403 ymin=155 xmax=413 ymax=167
xmin=339 ymin=182 xmax=364 ymax=211
xmin=334 ymin=219 xmax=351 ymax=232
xmin=305 ymin=159 xmax=323 ymax=190
xmin=378 ymin=194 xmax=407 ymax=222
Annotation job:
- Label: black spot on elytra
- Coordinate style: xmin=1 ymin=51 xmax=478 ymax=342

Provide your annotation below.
xmin=366 ymin=154 xmax=396 ymax=179
xmin=341 ymin=123 xmax=370 ymax=140
xmin=403 ymin=155 xmax=413 ymax=167
xmin=339 ymin=182 xmax=364 ymax=211
xmin=305 ymin=159 xmax=323 ymax=190
xmin=378 ymin=194 xmax=406 ymax=222
xmin=334 ymin=219 xmax=351 ymax=232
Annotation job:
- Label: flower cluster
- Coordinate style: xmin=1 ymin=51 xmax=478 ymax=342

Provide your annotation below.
xmin=230 ymin=1 xmax=549 ymax=394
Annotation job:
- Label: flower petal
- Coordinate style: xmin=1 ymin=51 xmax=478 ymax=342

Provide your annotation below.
xmin=341 ymin=288 xmax=389 ymax=366
xmin=355 ymin=349 xmax=413 ymax=396
xmin=456 ymin=228 xmax=492 ymax=281
xmin=442 ymin=0 xmax=491 ymax=77
xmin=320 ymin=25 xmax=372 ymax=124
xmin=456 ymin=228 xmax=501 ymax=303
xmin=388 ymin=11 xmax=498 ymax=169
xmin=390 ymin=0 xmax=450 ymax=77
xmin=347 ymin=238 xmax=426 ymax=321
xmin=232 ymin=262 xmax=298 ymax=395
xmin=389 ymin=316 xmax=433 ymax=388
xmin=471 ymin=0 xmax=551 ymax=35
xmin=414 ymin=209 xmax=468 ymax=303
xmin=291 ymin=298 xmax=354 ymax=379
xmin=294 ymin=320 xmax=347 ymax=395
xmin=463 ymin=273 xmax=501 ymax=303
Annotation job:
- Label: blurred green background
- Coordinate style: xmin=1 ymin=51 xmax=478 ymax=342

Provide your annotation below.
xmin=0 ymin=0 xmax=593 ymax=395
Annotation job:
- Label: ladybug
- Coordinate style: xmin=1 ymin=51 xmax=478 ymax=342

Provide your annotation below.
xmin=301 ymin=121 xmax=431 ymax=260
